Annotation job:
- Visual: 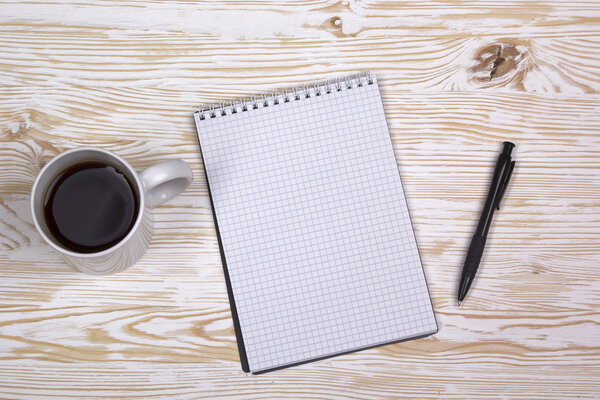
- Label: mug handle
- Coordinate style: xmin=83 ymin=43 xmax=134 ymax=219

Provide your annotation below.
xmin=138 ymin=160 xmax=194 ymax=208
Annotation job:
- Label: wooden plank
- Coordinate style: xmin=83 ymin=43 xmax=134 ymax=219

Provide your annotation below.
xmin=1 ymin=31 xmax=599 ymax=93
xmin=0 ymin=361 xmax=598 ymax=400
xmin=1 ymin=305 xmax=599 ymax=364
xmin=1 ymin=0 xmax=599 ymax=39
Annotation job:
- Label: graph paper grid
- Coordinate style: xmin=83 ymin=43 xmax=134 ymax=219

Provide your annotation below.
xmin=195 ymin=75 xmax=437 ymax=373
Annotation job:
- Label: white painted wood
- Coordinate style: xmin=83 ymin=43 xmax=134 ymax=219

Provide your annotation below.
xmin=1 ymin=0 xmax=599 ymax=398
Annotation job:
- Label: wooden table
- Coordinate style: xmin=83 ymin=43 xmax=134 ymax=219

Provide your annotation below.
xmin=1 ymin=1 xmax=599 ymax=399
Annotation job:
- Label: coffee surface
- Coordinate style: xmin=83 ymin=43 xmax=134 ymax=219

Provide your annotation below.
xmin=43 ymin=161 xmax=139 ymax=253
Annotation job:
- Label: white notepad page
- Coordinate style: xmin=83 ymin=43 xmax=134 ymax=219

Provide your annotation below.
xmin=195 ymin=74 xmax=437 ymax=373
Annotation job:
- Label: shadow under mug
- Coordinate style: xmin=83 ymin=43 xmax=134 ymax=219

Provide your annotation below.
xmin=30 ymin=147 xmax=194 ymax=275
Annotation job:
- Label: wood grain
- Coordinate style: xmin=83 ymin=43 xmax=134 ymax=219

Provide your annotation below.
xmin=1 ymin=0 xmax=600 ymax=398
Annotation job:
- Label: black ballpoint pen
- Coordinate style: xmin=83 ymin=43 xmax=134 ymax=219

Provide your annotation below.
xmin=457 ymin=141 xmax=516 ymax=306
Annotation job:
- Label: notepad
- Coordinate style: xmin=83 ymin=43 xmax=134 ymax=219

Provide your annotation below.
xmin=194 ymin=73 xmax=437 ymax=373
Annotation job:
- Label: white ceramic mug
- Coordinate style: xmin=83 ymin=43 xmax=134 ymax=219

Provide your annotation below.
xmin=30 ymin=147 xmax=194 ymax=275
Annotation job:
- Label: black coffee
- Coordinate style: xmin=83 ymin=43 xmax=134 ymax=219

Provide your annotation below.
xmin=43 ymin=161 xmax=139 ymax=253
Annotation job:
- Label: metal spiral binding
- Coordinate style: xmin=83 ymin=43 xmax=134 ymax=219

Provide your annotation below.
xmin=197 ymin=71 xmax=374 ymax=120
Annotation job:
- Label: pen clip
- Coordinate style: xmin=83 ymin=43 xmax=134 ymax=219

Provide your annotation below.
xmin=496 ymin=160 xmax=515 ymax=210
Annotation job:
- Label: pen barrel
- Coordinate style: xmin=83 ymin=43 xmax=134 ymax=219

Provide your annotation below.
xmin=463 ymin=234 xmax=487 ymax=274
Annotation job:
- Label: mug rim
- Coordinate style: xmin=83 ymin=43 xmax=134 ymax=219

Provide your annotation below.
xmin=30 ymin=147 xmax=146 ymax=258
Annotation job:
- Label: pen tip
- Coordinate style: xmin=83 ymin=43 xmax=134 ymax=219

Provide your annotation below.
xmin=457 ymin=301 xmax=462 ymax=307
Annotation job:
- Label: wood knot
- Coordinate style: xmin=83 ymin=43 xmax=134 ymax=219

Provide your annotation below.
xmin=316 ymin=1 xmax=361 ymax=37
xmin=469 ymin=40 xmax=531 ymax=88
xmin=5 ymin=118 xmax=31 ymax=138
xmin=331 ymin=16 xmax=342 ymax=28
xmin=321 ymin=16 xmax=345 ymax=37
xmin=319 ymin=15 xmax=361 ymax=37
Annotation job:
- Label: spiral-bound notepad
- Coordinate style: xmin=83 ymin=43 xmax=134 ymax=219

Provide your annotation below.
xmin=194 ymin=73 xmax=437 ymax=374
